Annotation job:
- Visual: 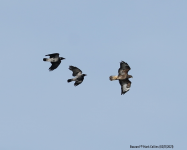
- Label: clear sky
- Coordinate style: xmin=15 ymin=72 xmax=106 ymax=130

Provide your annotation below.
xmin=0 ymin=0 xmax=187 ymax=150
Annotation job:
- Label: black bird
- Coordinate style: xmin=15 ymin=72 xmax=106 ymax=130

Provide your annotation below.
xmin=43 ymin=53 xmax=65 ymax=71
xmin=67 ymin=66 xmax=87 ymax=86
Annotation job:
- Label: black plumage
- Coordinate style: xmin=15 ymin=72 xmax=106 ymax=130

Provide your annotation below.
xmin=67 ymin=66 xmax=87 ymax=86
xmin=43 ymin=53 xmax=65 ymax=71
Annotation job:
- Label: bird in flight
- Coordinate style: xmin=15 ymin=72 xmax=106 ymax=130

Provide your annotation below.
xmin=43 ymin=53 xmax=65 ymax=71
xmin=109 ymin=61 xmax=133 ymax=95
xmin=67 ymin=66 xmax=87 ymax=86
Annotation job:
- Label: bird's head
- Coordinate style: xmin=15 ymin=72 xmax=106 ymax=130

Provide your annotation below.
xmin=60 ymin=57 xmax=65 ymax=60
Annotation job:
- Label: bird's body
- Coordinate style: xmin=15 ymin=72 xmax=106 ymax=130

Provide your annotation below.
xmin=109 ymin=61 xmax=133 ymax=95
xmin=43 ymin=57 xmax=60 ymax=62
xmin=110 ymin=61 xmax=131 ymax=81
xmin=67 ymin=66 xmax=87 ymax=86
xmin=43 ymin=53 xmax=65 ymax=71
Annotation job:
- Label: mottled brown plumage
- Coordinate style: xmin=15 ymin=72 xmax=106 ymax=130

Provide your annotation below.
xmin=109 ymin=61 xmax=132 ymax=81
xmin=109 ymin=61 xmax=133 ymax=95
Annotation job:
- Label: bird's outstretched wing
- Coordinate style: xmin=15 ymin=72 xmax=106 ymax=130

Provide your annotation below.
xmin=45 ymin=53 xmax=59 ymax=58
xmin=118 ymin=61 xmax=131 ymax=75
xmin=119 ymin=79 xmax=131 ymax=95
xmin=49 ymin=61 xmax=61 ymax=71
xmin=69 ymin=66 xmax=82 ymax=76
xmin=74 ymin=80 xmax=83 ymax=86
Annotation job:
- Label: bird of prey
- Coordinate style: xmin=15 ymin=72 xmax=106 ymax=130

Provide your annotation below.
xmin=67 ymin=66 xmax=87 ymax=86
xmin=109 ymin=61 xmax=133 ymax=95
xmin=43 ymin=53 xmax=65 ymax=71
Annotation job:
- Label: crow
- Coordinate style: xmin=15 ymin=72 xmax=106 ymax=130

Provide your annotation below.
xmin=43 ymin=53 xmax=65 ymax=71
xmin=67 ymin=66 xmax=87 ymax=86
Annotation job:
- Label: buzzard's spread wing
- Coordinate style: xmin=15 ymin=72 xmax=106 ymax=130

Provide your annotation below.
xmin=69 ymin=66 xmax=82 ymax=76
xmin=49 ymin=61 xmax=61 ymax=71
xmin=119 ymin=79 xmax=131 ymax=95
xmin=45 ymin=53 xmax=59 ymax=58
xmin=118 ymin=61 xmax=131 ymax=75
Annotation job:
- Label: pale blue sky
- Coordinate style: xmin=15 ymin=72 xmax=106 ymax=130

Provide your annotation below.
xmin=0 ymin=0 xmax=187 ymax=150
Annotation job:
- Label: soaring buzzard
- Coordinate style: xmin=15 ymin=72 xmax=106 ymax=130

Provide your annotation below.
xmin=109 ymin=61 xmax=133 ymax=95
xmin=67 ymin=66 xmax=87 ymax=86
xmin=43 ymin=53 xmax=65 ymax=71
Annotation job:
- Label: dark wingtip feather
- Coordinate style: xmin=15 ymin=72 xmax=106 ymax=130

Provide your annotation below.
xmin=74 ymin=83 xmax=79 ymax=86
xmin=120 ymin=61 xmax=125 ymax=64
xmin=69 ymin=66 xmax=73 ymax=70
xmin=121 ymin=90 xmax=129 ymax=95
xmin=49 ymin=68 xmax=54 ymax=71
xmin=43 ymin=58 xmax=47 ymax=61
